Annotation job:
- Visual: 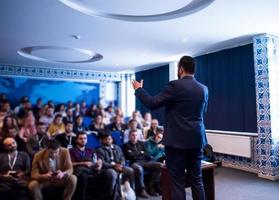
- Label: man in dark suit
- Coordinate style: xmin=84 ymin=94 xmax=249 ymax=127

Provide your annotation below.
xmin=132 ymin=56 xmax=208 ymax=200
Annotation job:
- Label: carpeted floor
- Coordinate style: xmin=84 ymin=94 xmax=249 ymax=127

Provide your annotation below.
xmin=139 ymin=167 xmax=279 ymax=200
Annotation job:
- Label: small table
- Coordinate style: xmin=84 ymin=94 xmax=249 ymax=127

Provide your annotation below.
xmin=161 ymin=162 xmax=216 ymax=200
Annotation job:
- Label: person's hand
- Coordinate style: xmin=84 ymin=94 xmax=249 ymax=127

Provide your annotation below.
xmin=95 ymin=159 xmax=102 ymax=171
xmin=55 ymin=170 xmax=65 ymax=180
xmin=16 ymin=171 xmax=25 ymax=179
xmin=113 ymin=163 xmax=123 ymax=172
xmin=83 ymin=161 xmax=94 ymax=168
xmin=132 ymin=79 xmax=143 ymax=90
xmin=41 ymin=171 xmax=52 ymax=180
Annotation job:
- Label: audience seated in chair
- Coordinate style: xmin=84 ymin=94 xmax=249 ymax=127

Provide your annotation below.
xmin=26 ymin=122 xmax=48 ymax=158
xmin=145 ymin=119 xmax=159 ymax=139
xmin=106 ymin=115 xmax=127 ymax=136
xmin=39 ymin=106 xmax=54 ymax=127
xmin=89 ymin=114 xmax=106 ymax=136
xmin=97 ymin=132 xmax=135 ymax=194
xmin=55 ymin=121 xmax=76 ymax=149
xmin=69 ymin=132 xmax=116 ymax=200
xmin=123 ymin=119 xmax=144 ymax=143
xmin=47 ymin=114 xmax=65 ymax=138
xmin=63 ymin=108 xmax=75 ymax=125
xmin=0 ymin=137 xmax=30 ymax=200
xmin=28 ymin=139 xmax=77 ymax=200
xmin=123 ymin=130 xmax=163 ymax=198
xmin=73 ymin=115 xmax=87 ymax=134
xmin=145 ymin=128 xmax=165 ymax=163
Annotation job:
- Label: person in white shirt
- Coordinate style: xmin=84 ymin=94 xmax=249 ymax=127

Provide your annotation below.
xmin=123 ymin=119 xmax=144 ymax=143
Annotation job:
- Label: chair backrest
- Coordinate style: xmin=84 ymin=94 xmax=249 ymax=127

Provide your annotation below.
xmin=86 ymin=133 xmax=101 ymax=149
xmin=83 ymin=117 xmax=92 ymax=128
xmin=124 ymin=116 xmax=131 ymax=124
xmin=111 ymin=131 xmax=123 ymax=146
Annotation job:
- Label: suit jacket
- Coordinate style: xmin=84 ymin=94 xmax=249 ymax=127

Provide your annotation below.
xmin=122 ymin=141 xmax=150 ymax=164
xmin=31 ymin=147 xmax=73 ymax=181
xmin=135 ymin=76 xmax=208 ymax=149
xmin=97 ymin=144 xmax=125 ymax=168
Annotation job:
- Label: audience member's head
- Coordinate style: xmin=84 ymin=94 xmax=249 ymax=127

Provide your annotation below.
xmin=94 ymin=114 xmax=103 ymax=125
xmin=128 ymin=119 xmax=138 ymax=130
xmin=100 ymin=132 xmax=113 ymax=147
xmin=1 ymin=100 xmax=11 ymax=112
xmin=47 ymin=139 xmax=61 ymax=159
xmin=76 ymin=132 xmax=87 ymax=148
xmin=129 ymin=130 xmax=138 ymax=144
xmin=3 ymin=137 xmax=17 ymax=153
xmin=46 ymin=107 xmax=54 ymax=117
xmin=178 ymin=55 xmax=195 ymax=75
xmin=113 ymin=115 xmax=122 ymax=124
xmin=67 ymin=100 xmax=73 ymax=109
xmin=23 ymin=111 xmax=36 ymax=126
xmin=151 ymin=119 xmax=159 ymax=130
xmin=114 ymin=107 xmax=123 ymax=117
xmin=66 ymin=108 xmax=73 ymax=116
xmin=53 ymin=114 xmax=63 ymax=125
xmin=154 ymin=131 xmax=163 ymax=144
xmin=81 ymin=101 xmax=87 ymax=108
xmin=75 ymin=115 xmax=83 ymax=125
xmin=37 ymin=122 xmax=47 ymax=135
xmin=5 ymin=127 xmax=18 ymax=138
xmin=36 ymin=98 xmax=42 ymax=106
xmin=65 ymin=121 xmax=73 ymax=133
xmin=144 ymin=112 xmax=152 ymax=121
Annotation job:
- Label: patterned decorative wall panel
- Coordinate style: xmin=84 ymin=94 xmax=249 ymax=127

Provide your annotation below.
xmin=0 ymin=65 xmax=121 ymax=81
xmin=253 ymin=34 xmax=279 ymax=179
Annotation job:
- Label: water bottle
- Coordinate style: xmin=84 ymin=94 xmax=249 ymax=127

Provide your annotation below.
xmin=92 ymin=153 xmax=97 ymax=165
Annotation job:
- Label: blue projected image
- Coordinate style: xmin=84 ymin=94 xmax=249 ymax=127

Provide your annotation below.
xmin=0 ymin=76 xmax=100 ymax=106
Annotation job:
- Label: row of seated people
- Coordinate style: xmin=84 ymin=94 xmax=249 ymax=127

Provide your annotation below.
xmin=0 ymin=94 xmax=155 ymax=136
xmin=0 ymin=108 xmax=162 ymax=155
xmin=0 ymin=128 xmax=165 ymax=200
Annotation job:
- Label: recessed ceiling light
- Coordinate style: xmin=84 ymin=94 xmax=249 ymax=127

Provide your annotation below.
xmin=115 ymin=63 xmax=119 ymax=66
xmin=71 ymin=34 xmax=81 ymax=39
xmin=59 ymin=0 xmax=215 ymax=22
xmin=250 ymin=15 xmax=256 ymax=20
xmin=183 ymin=38 xmax=188 ymax=42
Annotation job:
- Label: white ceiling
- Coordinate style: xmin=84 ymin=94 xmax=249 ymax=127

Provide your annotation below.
xmin=0 ymin=0 xmax=279 ymax=72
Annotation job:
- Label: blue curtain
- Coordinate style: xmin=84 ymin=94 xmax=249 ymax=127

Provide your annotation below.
xmin=135 ymin=65 xmax=169 ymax=124
xmin=195 ymin=44 xmax=257 ymax=132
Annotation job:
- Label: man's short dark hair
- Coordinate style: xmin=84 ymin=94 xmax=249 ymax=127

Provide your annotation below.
xmin=64 ymin=120 xmax=73 ymax=125
xmin=54 ymin=114 xmax=62 ymax=119
xmin=179 ymin=56 xmax=195 ymax=74
xmin=76 ymin=131 xmax=87 ymax=139
xmin=47 ymin=139 xmax=61 ymax=150
xmin=129 ymin=119 xmax=137 ymax=125
xmin=129 ymin=129 xmax=138 ymax=135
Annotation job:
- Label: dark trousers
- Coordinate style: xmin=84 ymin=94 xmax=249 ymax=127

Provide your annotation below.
xmin=73 ymin=166 xmax=118 ymax=200
xmin=0 ymin=184 xmax=29 ymax=200
xmin=165 ymin=146 xmax=205 ymax=200
xmin=131 ymin=161 xmax=162 ymax=191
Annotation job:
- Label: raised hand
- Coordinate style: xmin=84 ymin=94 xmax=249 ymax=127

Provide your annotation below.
xmin=132 ymin=79 xmax=144 ymax=90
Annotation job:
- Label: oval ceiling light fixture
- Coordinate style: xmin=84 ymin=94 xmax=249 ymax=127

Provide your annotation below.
xmin=58 ymin=0 xmax=215 ymax=22
xmin=18 ymin=46 xmax=103 ymax=63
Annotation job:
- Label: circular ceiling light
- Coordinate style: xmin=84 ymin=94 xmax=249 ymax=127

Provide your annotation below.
xmin=18 ymin=46 xmax=103 ymax=63
xmin=58 ymin=0 xmax=215 ymax=22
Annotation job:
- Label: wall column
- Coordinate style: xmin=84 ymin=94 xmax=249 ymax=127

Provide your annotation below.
xmin=253 ymin=34 xmax=279 ymax=180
